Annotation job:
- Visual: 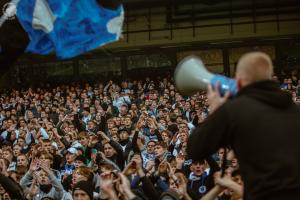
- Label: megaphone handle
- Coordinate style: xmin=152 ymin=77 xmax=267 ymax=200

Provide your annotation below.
xmin=210 ymin=75 xmax=238 ymax=97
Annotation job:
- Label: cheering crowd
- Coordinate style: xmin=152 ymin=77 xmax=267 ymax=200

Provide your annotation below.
xmin=0 ymin=70 xmax=299 ymax=200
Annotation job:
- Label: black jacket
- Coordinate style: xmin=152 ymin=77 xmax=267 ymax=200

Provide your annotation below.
xmin=187 ymin=81 xmax=300 ymax=200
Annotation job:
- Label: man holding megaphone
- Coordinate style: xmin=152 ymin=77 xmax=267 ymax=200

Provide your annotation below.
xmin=178 ymin=52 xmax=300 ymax=200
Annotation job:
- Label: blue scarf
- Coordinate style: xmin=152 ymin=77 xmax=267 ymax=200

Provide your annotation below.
xmin=16 ymin=0 xmax=124 ymax=59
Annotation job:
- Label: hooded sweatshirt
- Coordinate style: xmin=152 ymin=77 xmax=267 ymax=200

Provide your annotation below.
xmin=187 ymin=80 xmax=300 ymax=200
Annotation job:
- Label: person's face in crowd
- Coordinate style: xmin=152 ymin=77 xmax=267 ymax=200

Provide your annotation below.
xmin=164 ymin=89 xmax=169 ymax=94
xmin=159 ymin=119 xmax=167 ymax=127
xmin=13 ymin=145 xmax=22 ymax=157
xmin=69 ymin=124 xmax=75 ymax=131
xmin=158 ymin=110 xmax=164 ymax=118
xmin=111 ymin=127 xmax=118 ymax=135
xmin=295 ymin=98 xmax=300 ymax=105
xmin=103 ymin=96 xmax=111 ymax=104
xmin=72 ymin=170 xmax=88 ymax=185
xmin=6 ymin=119 xmax=13 ymax=128
xmin=111 ymin=134 xmax=119 ymax=142
xmin=17 ymin=155 xmax=28 ymax=167
xmin=45 ymin=107 xmax=50 ymax=113
xmin=179 ymin=123 xmax=188 ymax=132
xmin=17 ymin=138 xmax=25 ymax=148
xmin=73 ymin=189 xmax=90 ymax=200
xmin=161 ymin=132 xmax=170 ymax=143
xmin=41 ymin=111 xmax=47 ymax=118
xmin=119 ymin=131 xmax=129 ymax=141
xmin=120 ymin=117 xmax=126 ymax=126
xmin=174 ymin=109 xmax=181 ymax=116
xmin=2 ymin=150 xmax=13 ymax=162
xmin=154 ymin=144 xmax=166 ymax=158
xmin=124 ymin=117 xmax=131 ymax=126
xmin=38 ymin=155 xmax=52 ymax=167
xmin=19 ymin=119 xmax=26 ymax=128
xmin=9 ymin=131 xmax=17 ymax=141
xmin=42 ymin=141 xmax=53 ymax=153
xmin=120 ymin=106 xmax=128 ymax=116
xmin=95 ymin=113 xmax=101 ymax=121
xmin=2 ymin=192 xmax=11 ymax=200
xmin=114 ymin=117 xmax=121 ymax=126
xmin=74 ymin=160 xmax=85 ymax=169
xmin=131 ymin=103 xmax=137 ymax=110
xmin=178 ymin=132 xmax=188 ymax=143
xmin=169 ymin=178 xmax=178 ymax=190
xmin=107 ymin=121 xmax=114 ymax=129
xmin=0 ymin=110 xmax=5 ymax=117
xmin=144 ymin=99 xmax=150 ymax=106
xmin=104 ymin=143 xmax=115 ymax=158
xmin=185 ymin=102 xmax=191 ymax=110
xmin=90 ymin=107 xmax=95 ymax=115
xmin=5 ymin=111 xmax=11 ymax=118
xmin=218 ymin=148 xmax=225 ymax=160
xmin=75 ymin=99 xmax=80 ymax=106
xmin=87 ymin=121 xmax=95 ymax=130
xmin=0 ymin=184 xmax=11 ymax=200
xmin=27 ymin=111 xmax=34 ymax=119
xmin=11 ymin=109 xmax=16 ymax=115
xmin=152 ymin=93 xmax=158 ymax=100
xmin=38 ymin=169 xmax=51 ymax=185
xmin=79 ymin=137 xmax=89 ymax=147
xmin=191 ymin=161 xmax=206 ymax=176
xmin=66 ymin=152 xmax=76 ymax=164
xmin=170 ymin=90 xmax=175 ymax=97
xmin=181 ymin=142 xmax=188 ymax=154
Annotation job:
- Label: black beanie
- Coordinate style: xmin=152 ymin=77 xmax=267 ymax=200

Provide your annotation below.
xmin=73 ymin=181 xmax=93 ymax=200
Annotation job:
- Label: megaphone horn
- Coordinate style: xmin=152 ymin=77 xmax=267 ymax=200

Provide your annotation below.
xmin=174 ymin=55 xmax=237 ymax=96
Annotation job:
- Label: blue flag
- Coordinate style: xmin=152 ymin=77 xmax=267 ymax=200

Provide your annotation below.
xmin=16 ymin=0 xmax=124 ymax=59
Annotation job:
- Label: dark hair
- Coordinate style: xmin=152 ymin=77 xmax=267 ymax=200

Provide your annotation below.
xmin=155 ymin=141 xmax=168 ymax=149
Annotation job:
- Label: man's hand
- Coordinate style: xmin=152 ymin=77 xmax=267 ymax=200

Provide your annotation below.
xmin=214 ymin=171 xmax=233 ymax=188
xmin=207 ymin=82 xmax=231 ymax=114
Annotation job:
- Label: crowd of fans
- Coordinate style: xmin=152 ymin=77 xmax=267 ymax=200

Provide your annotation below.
xmin=0 ymin=69 xmax=299 ymax=200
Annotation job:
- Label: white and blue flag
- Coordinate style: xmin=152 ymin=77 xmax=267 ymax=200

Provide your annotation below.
xmin=15 ymin=0 xmax=124 ymax=59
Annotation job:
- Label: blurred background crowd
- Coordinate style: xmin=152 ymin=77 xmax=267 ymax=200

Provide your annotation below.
xmin=0 ymin=69 xmax=299 ymax=200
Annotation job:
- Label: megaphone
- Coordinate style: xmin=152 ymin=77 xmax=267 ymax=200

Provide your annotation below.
xmin=174 ymin=55 xmax=237 ymax=96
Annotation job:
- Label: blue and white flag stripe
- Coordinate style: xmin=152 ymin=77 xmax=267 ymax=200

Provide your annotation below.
xmin=16 ymin=0 xmax=124 ymax=59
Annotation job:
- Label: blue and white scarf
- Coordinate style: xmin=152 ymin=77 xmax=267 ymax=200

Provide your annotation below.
xmin=15 ymin=0 xmax=124 ymax=59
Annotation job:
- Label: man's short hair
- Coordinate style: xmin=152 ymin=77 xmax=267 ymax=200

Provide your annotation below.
xmin=155 ymin=141 xmax=168 ymax=149
xmin=78 ymin=131 xmax=89 ymax=139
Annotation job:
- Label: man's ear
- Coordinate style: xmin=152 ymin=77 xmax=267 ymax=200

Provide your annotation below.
xmin=236 ymin=79 xmax=243 ymax=91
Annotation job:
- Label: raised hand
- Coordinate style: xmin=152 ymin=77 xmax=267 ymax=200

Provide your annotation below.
xmin=207 ymin=82 xmax=231 ymax=114
xmin=118 ymin=173 xmax=136 ymax=199
xmin=39 ymin=160 xmax=53 ymax=176
xmin=29 ymin=159 xmax=39 ymax=173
